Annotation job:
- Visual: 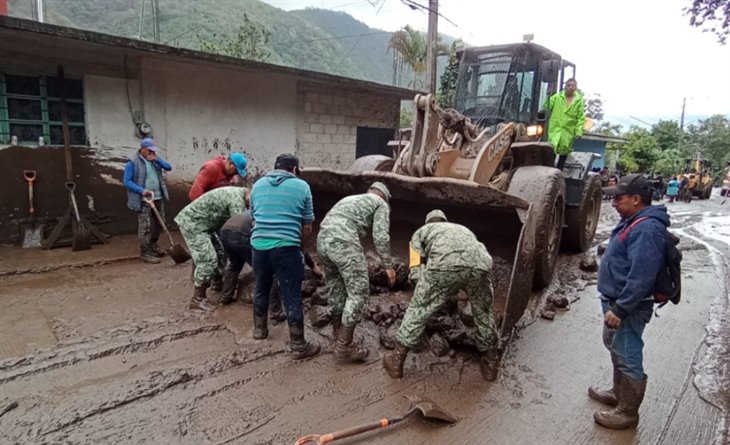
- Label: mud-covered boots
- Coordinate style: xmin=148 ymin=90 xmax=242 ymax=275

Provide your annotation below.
xmin=330 ymin=314 xmax=343 ymax=337
xmin=210 ymin=274 xmax=223 ymax=293
xmin=253 ymin=315 xmax=269 ymax=340
xmin=479 ymin=349 xmax=502 ymax=382
xmin=140 ymin=245 xmax=162 ymax=264
xmin=383 ymin=342 xmax=409 ymax=379
xmin=594 ymin=373 xmax=647 ymax=429
xmin=333 ymin=323 xmax=369 ymax=362
xmin=219 ymin=266 xmax=238 ymax=305
xmin=149 ymin=243 xmax=166 ymax=258
xmin=289 ymin=324 xmax=320 ymax=360
xmin=188 ymin=285 xmax=213 ymax=311
xmin=588 ymin=366 xmax=620 ymax=406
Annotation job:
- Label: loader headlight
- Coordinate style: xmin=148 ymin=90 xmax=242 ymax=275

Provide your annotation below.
xmin=526 ymin=124 xmax=543 ymax=137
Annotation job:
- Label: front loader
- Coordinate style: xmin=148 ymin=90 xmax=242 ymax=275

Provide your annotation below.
xmin=301 ymin=43 xmax=602 ymax=339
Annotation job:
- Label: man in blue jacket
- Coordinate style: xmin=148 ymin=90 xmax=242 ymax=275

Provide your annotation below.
xmin=592 ymin=174 xmax=669 ymax=429
xmin=123 ymin=138 xmax=172 ymax=264
xmin=249 ymin=153 xmax=320 ymax=360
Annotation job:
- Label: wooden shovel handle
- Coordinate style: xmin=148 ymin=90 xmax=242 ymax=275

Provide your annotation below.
xmin=295 ymin=418 xmax=398 ymax=445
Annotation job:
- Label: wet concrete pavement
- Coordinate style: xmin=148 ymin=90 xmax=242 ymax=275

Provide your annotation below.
xmin=0 ymin=193 xmax=728 ymax=444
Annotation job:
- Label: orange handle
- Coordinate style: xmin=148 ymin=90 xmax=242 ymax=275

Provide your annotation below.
xmin=294 ymin=419 xmax=391 ymax=445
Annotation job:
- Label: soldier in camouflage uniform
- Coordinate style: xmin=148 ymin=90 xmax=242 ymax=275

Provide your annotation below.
xmin=317 ymin=182 xmax=396 ymax=362
xmin=174 ymin=186 xmax=248 ymax=311
xmin=383 ymin=210 xmax=502 ymax=381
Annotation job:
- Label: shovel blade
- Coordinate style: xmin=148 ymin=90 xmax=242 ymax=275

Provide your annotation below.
xmin=71 ymin=223 xmax=92 ymax=251
xmin=22 ymin=226 xmax=43 ymax=248
xmin=167 ymin=244 xmax=192 ymax=264
xmin=405 ymin=395 xmax=458 ymax=424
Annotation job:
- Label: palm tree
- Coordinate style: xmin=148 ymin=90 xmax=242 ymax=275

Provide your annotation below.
xmin=388 ymin=26 xmax=446 ymax=89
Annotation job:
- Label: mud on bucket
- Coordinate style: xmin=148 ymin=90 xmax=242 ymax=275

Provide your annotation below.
xmin=167 ymin=243 xmax=191 ymax=264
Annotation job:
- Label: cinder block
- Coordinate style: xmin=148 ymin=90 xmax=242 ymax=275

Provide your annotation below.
xmin=305 ymin=93 xmax=319 ymax=103
xmin=309 ymin=123 xmax=323 ymax=133
xmin=319 ymin=114 xmax=333 ymax=124
xmin=320 ymin=94 xmax=333 ymax=105
xmin=332 ymin=115 xmax=345 ymax=125
xmin=313 ymin=103 xmax=326 ymax=114
xmin=324 ymin=124 xmax=338 ymax=134
xmin=333 ymin=96 xmax=346 ymax=106
xmin=304 ymin=103 xmax=312 ymax=113
xmin=302 ymin=133 xmax=318 ymax=143
xmin=338 ymin=125 xmax=351 ymax=135
xmin=317 ymin=134 xmax=332 ymax=143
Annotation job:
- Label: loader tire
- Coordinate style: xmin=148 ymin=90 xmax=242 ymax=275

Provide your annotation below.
xmin=507 ymin=166 xmax=565 ymax=289
xmin=562 ymin=175 xmax=602 ymax=252
xmin=349 ymin=155 xmax=394 ymax=172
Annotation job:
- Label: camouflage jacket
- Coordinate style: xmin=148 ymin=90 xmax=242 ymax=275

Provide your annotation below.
xmin=319 ymin=193 xmax=392 ymax=267
xmin=410 ymin=222 xmax=492 ymax=271
xmin=174 ymin=186 xmax=246 ymax=232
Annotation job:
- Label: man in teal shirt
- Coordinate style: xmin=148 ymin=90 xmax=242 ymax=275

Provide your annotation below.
xmin=249 ymin=153 xmax=320 ymax=360
xmin=546 ymin=78 xmax=585 ymax=170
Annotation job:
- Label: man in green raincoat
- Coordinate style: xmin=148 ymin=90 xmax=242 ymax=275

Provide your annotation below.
xmin=546 ymin=78 xmax=585 ymax=170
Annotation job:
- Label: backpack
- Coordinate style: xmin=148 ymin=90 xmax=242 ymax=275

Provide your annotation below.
xmin=618 ymin=216 xmax=682 ymax=307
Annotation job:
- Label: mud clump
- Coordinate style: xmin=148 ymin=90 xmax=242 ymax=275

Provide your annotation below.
xmin=367 ymin=254 xmax=411 ymax=293
xmin=579 ymin=254 xmax=599 ymax=272
xmin=429 ymin=334 xmax=450 ymax=357
xmin=309 ymin=305 xmax=331 ymax=328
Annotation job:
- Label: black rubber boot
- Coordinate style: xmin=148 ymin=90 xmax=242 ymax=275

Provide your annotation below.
xmin=333 ymin=322 xmax=369 ymax=362
xmin=479 ymin=349 xmax=501 ymax=382
xmin=253 ymin=315 xmax=269 ymax=340
xmin=210 ymin=274 xmax=223 ymax=293
xmin=140 ymin=245 xmax=162 ymax=264
xmin=330 ymin=314 xmax=343 ymax=338
xmin=149 ymin=244 xmax=166 ymax=258
xmin=383 ymin=342 xmax=409 ymax=379
xmin=594 ymin=373 xmax=647 ymax=429
xmin=589 ymin=365 xmax=620 ymax=406
xmin=269 ymin=292 xmax=287 ymax=325
xmin=188 ymin=285 xmax=213 ymax=311
xmin=290 ymin=324 xmax=320 ymax=360
xmin=219 ymin=265 xmax=238 ymax=305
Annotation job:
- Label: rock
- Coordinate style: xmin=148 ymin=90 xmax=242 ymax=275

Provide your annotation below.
xmin=597 ymin=243 xmax=607 ymax=256
xmin=550 ymin=296 xmax=570 ymax=309
xmin=448 ymin=349 xmax=457 ymax=358
xmin=458 ymin=301 xmax=474 ymax=327
xmin=378 ymin=324 xmax=399 ymax=350
xmin=579 ymin=254 xmax=599 ymax=272
xmin=430 ymin=334 xmax=450 ymax=357
xmin=309 ymin=305 xmax=331 ymax=328
xmin=540 ymin=309 xmax=556 ymax=320
xmin=301 ymin=280 xmax=318 ymax=299
xmin=309 ymin=288 xmax=329 ymax=306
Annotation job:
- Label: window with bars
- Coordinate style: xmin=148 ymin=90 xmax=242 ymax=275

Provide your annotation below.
xmin=0 ymin=73 xmax=87 ymax=145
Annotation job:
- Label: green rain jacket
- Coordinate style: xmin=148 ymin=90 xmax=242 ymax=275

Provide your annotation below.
xmin=546 ymin=91 xmax=586 ymax=156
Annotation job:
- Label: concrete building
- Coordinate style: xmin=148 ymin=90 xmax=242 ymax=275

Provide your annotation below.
xmin=0 ymin=16 xmax=414 ymax=245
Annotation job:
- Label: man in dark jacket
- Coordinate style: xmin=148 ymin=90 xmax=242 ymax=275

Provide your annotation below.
xmin=123 ymin=138 xmax=172 ymax=264
xmin=592 ymin=174 xmax=669 ymax=430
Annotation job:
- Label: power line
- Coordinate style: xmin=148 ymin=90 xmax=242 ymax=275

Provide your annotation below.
xmin=400 ymin=0 xmax=458 ymax=27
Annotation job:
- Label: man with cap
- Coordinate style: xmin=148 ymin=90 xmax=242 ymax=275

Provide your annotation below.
xmin=317 ymin=182 xmax=396 ymax=362
xmin=249 ymin=153 xmax=320 ymax=360
xmin=123 ymin=138 xmax=173 ymax=264
xmin=189 ymin=152 xmax=248 ymax=201
xmin=188 ymin=152 xmax=248 ymax=294
xmin=174 ymin=186 xmax=249 ymax=311
xmin=383 ymin=210 xmax=500 ymax=381
xmin=591 ymin=174 xmax=669 ymax=429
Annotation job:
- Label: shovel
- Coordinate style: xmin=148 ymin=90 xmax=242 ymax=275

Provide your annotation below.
xmin=22 ymin=170 xmax=43 ymax=248
xmin=65 ymin=182 xmax=91 ymax=251
xmin=294 ymin=396 xmax=457 ymax=445
xmin=143 ymin=194 xmax=191 ymax=264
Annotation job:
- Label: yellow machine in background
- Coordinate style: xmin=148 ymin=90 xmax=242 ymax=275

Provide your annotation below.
xmin=680 ymin=152 xmax=713 ymax=200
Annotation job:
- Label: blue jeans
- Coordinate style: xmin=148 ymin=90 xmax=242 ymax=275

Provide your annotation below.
xmin=601 ymin=300 xmax=653 ymax=381
xmin=252 ymin=246 xmax=304 ymax=327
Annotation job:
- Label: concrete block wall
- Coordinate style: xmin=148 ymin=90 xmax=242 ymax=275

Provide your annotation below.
xmin=297 ymin=84 xmax=400 ymax=169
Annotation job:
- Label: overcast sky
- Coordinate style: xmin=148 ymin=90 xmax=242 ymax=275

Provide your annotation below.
xmin=265 ymin=0 xmax=730 ymax=127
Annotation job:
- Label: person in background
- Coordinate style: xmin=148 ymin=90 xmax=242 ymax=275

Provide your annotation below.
xmin=123 ymin=138 xmax=172 ymax=264
xmin=666 ymin=176 xmax=679 ymax=203
xmin=189 ymin=153 xmax=248 ymax=201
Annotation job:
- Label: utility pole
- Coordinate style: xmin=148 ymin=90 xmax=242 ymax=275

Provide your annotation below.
xmin=678 ymin=97 xmax=686 ymax=153
xmin=425 ymin=0 xmax=438 ymax=94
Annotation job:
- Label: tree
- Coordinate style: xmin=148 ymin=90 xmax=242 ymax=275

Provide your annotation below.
xmin=651 ymin=120 xmax=682 ymax=151
xmin=388 ymin=26 xmax=447 ymax=89
xmin=619 ymin=127 xmax=661 ymax=172
xmin=685 ymin=0 xmax=730 ymax=44
xmin=686 ymin=114 xmax=730 ymax=167
xmin=436 ymin=40 xmax=463 ymax=108
xmin=583 ymin=93 xmax=604 ymax=121
xmin=197 ymin=14 xmax=272 ymax=62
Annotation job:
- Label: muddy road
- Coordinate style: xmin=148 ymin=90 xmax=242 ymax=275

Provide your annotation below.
xmin=1 ymin=194 xmax=729 ymax=444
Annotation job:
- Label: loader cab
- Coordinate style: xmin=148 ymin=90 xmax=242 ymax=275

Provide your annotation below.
xmin=454 ymin=43 xmax=575 ymax=130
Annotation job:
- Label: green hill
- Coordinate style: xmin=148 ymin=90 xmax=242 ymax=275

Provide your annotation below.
xmin=7 ymin=0 xmax=452 ymax=88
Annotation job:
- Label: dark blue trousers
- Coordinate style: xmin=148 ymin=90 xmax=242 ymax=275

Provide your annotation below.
xmin=252 ymin=246 xmax=304 ymax=327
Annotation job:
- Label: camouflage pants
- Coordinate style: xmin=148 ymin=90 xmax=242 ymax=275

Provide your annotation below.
xmin=396 ymin=267 xmax=497 ymax=352
xmin=179 ymin=224 xmax=218 ymax=287
xmin=138 ymin=200 xmax=164 ymax=254
xmin=317 ymin=237 xmax=369 ymax=325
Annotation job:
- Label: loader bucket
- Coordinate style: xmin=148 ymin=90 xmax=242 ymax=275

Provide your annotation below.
xmin=300 ymin=168 xmax=537 ymax=339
